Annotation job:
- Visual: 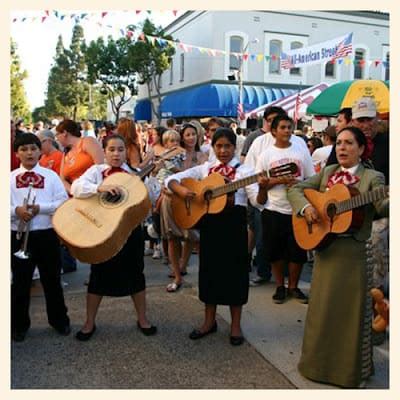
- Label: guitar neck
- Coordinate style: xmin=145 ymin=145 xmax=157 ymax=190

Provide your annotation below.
xmin=137 ymin=163 xmax=155 ymax=179
xmin=336 ymin=186 xmax=388 ymax=214
xmin=211 ymin=173 xmax=262 ymax=198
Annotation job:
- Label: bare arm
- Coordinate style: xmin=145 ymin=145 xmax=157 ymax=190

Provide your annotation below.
xmin=82 ymin=137 xmax=105 ymax=164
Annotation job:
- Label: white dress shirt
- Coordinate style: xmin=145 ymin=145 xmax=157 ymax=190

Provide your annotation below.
xmin=11 ymin=164 xmax=68 ymax=231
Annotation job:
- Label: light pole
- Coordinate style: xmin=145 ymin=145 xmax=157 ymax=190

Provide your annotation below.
xmin=238 ymin=38 xmax=259 ymax=128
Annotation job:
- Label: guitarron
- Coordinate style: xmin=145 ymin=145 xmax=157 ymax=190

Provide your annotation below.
xmin=53 ymin=172 xmax=151 ymax=264
xmin=292 ymin=183 xmax=388 ymax=250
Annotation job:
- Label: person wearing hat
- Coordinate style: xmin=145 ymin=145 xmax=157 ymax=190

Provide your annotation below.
xmin=38 ymin=129 xmax=63 ymax=175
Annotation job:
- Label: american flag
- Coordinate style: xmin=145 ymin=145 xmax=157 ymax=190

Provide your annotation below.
xmin=237 ymin=102 xmax=245 ymax=120
xmin=293 ymin=91 xmax=303 ymax=125
xmin=280 ymin=52 xmax=294 ymax=70
xmin=333 ymin=33 xmax=353 ymax=59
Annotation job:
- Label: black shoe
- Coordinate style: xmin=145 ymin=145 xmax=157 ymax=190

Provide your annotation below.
xmin=75 ymin=325 xmax=96 ymax=341
xmin=54 ymin=324 xmax=71 ymax=336
xmin=189 ymin=322 xmax=218 ymax=340
xmin=137 ymin=322 xmax=157 ymax=336
xmin=12 ymin=331 xmax=27 ymax=342
xmin=272 ymin=286 xmax=287 ymax=304
xmin=230 ymin=335 xmax=244 ymax=346
xmin=287 ymin=288 xmax=309 ymax=304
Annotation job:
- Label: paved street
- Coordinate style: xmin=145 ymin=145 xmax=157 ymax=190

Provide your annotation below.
xmin=11 ymin=253 xmax=389 ymax=389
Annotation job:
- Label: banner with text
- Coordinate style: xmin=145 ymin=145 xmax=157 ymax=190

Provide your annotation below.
xmin=281 ymin=33 xmax=353 ymax=69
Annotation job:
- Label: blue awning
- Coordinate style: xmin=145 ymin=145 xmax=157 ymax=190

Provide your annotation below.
xmin=160 ymin=83 xmax=296 ymax=118
xmin=134 ymin=99 xmax=152 ymax=121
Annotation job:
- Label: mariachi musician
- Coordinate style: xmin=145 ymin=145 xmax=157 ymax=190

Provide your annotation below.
xmin=70 ymin=134 xmax=157 ymax=341
xmin=287 ymin=126 xmax=389 ymax=388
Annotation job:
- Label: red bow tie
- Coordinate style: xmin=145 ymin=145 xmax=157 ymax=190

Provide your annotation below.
xmin=102 ymin=166 xmax=128 ymax=178
xmin=327 ymin=170 xmax=360 ymax=189
xmin=208 ymin=163 xmax=236 ymax=181
xmin=16 ymin=171 xmax=45 ymax=188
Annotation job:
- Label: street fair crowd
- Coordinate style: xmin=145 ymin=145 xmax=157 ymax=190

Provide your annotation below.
xmin=10 ymin=95 xmax=389 ymax=388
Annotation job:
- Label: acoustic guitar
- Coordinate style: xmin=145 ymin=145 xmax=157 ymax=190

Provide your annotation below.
xmin=292 ymin=183 xmax=388 ymax=250
xmin=52 ymin=147 xmax=183 ymax=264
xmin=171 ymin=162 xmax=298 ymax=229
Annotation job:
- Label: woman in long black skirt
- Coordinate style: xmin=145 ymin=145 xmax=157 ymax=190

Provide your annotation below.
xmin=166 ymin=128 xmax=259 ymax=345
xmin=70 ymin=134 xmax=156 ymax=341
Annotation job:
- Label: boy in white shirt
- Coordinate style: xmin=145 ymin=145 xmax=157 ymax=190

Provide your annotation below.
xmin=256 ymin=115 xmax=315 ymax=304
xmin=11 ymin=133 xmax=70 ymax=342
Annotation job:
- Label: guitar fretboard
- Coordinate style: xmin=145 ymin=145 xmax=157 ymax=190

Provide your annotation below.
xmin=211 ymin=173 xmax=262 ymax=198
xmin=336 ymin=186 xmax=388 ymax=214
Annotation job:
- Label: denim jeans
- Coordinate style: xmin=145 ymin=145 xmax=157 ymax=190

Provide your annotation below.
xmin=251 ymin=205 xmax=271 ymax=280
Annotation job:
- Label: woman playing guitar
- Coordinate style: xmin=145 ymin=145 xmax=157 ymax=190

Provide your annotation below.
xmin=287 ymin=127 xmax=389 ymax=388
xmin=165 ymin=127 xmax=259 ymax=346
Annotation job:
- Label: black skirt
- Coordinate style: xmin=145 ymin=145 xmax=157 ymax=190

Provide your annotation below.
xmin=88 ymin=225 xmax=145 ymax=297
xmin=198 ymin=205 xmax=249 ymax=306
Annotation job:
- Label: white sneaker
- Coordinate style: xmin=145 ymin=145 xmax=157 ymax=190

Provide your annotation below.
xmin=144 ymin=248 xmax=153 ymax=256
xmin=32 ymin=267 xmax=40 ymax=280
xmin=152 ymin=249 xmax=161 ymax=259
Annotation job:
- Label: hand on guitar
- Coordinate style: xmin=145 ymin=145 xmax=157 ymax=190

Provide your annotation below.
xmin=169 ymin=180 xmax=196 ymax=201
xmin=270 ymin=175 xmax=298 ymax=188
xmin=97 ymin=184 xmax=122 ymax=197
xmin=304 ymin=205 xmax=320 ymax=225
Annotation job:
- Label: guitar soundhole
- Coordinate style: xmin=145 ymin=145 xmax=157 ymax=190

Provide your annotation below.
xmin=99 ymin=187 xmax=128 ymax=208
xmin=203 ymin=190 xmax=212 ymax=202
xmin=326 ymin=202 xmax=337 ymax=219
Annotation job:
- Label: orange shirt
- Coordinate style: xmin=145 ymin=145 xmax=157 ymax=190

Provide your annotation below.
xmin=39 ymin=150 xmax=63 ymax=175
xmin=63 ymin=139 xmax=95 ymax=183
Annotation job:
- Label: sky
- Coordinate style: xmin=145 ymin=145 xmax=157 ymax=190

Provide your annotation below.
xmin=10 ymin=10 xmax=185 ymax=111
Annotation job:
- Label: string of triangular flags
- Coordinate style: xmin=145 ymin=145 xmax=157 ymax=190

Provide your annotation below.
xmin=11 ymin=10 xmax=179 ymax=24
xmin=138 ymin=34 xmax=389 ymax=68
xmin=11 ymin=11 xmax=389 ymax=68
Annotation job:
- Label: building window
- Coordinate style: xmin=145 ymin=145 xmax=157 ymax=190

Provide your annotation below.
xmin=385 ymin=52 xmax=389 ymax=81
xmin=169 ymin=59 xmax=173 ymax=85
xmin=289 ymin=41 xmax=302 ymax=76
xmin=229 ymin=36 xmax=243 ymax=71
xmin=354 ymin=49 xmax=365 ymax=79
xmin=269 ymin=40 xmax=282 ymax=74
xmin=180 ymin=53 xmax=185 ymax=82
xmin=325 ymin=61 xmax=335 ymax=78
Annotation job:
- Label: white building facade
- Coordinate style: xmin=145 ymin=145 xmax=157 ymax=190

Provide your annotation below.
xmin=135 ymin=10 xmax=389 ymax=122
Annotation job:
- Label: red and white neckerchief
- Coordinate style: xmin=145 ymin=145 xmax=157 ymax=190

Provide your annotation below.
xmin=208 ymin=163 xmax=237 ymax=181
xmin=327 ymin=170 xmax=360 ymax=189
xmin=16 ymin=171 xmax=45 ymax=188
xmin=102 ymin=166 xmax=128 ymax=178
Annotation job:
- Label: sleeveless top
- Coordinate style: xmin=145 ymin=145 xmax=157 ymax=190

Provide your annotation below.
xmin=63 ymin=139 xmax=95 ymax=183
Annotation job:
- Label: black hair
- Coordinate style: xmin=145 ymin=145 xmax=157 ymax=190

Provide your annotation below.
xmin=211 ymin=127 xmax=237 ymax=147
xmin=102 ymin=133 xmax=126 ymax=150
xmin=270 ymin=115 xmax=293 ymax=131
xmin=338 ymin=107 xmax=352 ymax=123
xmin=307 ymin=137 xmax=323 ymax=151
xmin=154 ymin=126 xmax=167 ymax=140
xmin=337 ymin=126 xmax=367 ymax=148
xmin=180 ymin=123 xmax=200 ymax=151
xmin=263 ymin=106 xmax=287 ymax=120
xmin=56 ymin=119 xmax=81 ymax=137
xmin=166 ymin=118 xmax=176 ymax=128
xmin=14 ymin=133 xmax=41 ymax=152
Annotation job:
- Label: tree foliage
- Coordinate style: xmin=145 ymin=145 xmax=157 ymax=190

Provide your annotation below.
xmin=44 ymin=25 xmax=89 ymax=120
xmin=84 ymin=35 xmax=137 ymax=122
xmin=129 ymin=19 xmax=176 ymax=123
xmin=10 ymin=39 xmax=31 ymax=122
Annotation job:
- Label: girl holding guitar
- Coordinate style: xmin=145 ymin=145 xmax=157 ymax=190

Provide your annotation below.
xmin=287 ymin=127 xmax=389 ymax=388
xmin=165 ymin=128 xmax=259 ymax=345
xmin=70 ymin=134 xmax=157 ymax=341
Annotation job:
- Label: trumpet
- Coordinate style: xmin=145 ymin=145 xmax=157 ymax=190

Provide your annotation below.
xmin=14 ymin=183 xmax=36 ymax=260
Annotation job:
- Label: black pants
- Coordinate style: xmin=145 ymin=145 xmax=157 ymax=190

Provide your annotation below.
xmin=11 ymin=229 xmax=69 ymax=334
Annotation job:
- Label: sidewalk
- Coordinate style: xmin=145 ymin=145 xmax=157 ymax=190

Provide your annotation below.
xmin=16 ymin=253 xmax=388 ymax=389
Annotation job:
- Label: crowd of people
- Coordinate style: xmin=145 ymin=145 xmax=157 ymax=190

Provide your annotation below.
xmin=10 ymin=96 xmax=389 ymax=388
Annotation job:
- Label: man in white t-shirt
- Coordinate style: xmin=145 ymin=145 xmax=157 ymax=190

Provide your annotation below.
xmin=311 ymin=126 xmax=336 ymax=172
xmin=255 ymin=115 xmax=315 ymax=304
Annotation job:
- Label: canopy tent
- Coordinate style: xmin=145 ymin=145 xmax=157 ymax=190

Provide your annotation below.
xmin=245 ymin=83 xmax=330 ymax=120
xmin=159 ymin=83 xmax=296 ymax=118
